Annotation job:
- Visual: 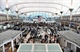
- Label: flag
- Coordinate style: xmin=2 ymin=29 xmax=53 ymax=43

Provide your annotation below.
xmin=37 ymin=16 xmax=42 ymax=22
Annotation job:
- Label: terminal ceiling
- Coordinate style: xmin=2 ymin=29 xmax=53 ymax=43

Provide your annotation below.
xmin=0 ymin=0 xmax=80 ymax=17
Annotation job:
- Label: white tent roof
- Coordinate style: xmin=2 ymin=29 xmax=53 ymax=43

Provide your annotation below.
xmin=58 ymin=30 xmax=80 ymax=47
xmin=0 ymin=0 xmax=80 ymax=15
xmin=0 ymin=30 xmax=22 ymax=47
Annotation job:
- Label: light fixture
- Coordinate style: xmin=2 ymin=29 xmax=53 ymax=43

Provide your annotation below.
xmin=60 ymin=11 xmax=63 ymax=14
xmin=16 ymin=11 xmax=18 ymax=13
xmin=69 ymin=8 xmax=73 ymax=12
xmin=6 ymin=0 xmax=8 ymax=8
xmin=55 ymin=13 xmax=57 ymax=15
xmin=21 ymin=13 xmax=23 ymax=14
xmin=5 ymin=8 xmax=9 ymax=11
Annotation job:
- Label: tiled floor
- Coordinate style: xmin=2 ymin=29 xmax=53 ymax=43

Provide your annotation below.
xmin=23 ymin=32 xmax=31 ymax=43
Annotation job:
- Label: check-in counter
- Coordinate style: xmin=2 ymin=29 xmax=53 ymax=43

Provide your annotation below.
xmin=3 ymin=25 xmax=7 ymax=30
xmin=0 ymin=25 xmax=3 ymax=30
xmin=7 ymin=24 xmax=11 ymax=28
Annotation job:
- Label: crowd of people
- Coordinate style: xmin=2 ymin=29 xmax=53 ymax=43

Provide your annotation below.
xmin=26 ymin=26 xmax=60 ymax=43
xmin=17 ymin=22 xmax=63 ymax=44
xmin=12 ymin=22 xmax=72 ymax=52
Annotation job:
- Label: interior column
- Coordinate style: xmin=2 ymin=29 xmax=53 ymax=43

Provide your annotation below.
xmin=11 ymin=40 xmax=14 ymax=52
xmin=2 ymin=44 xmax=5 ymax=52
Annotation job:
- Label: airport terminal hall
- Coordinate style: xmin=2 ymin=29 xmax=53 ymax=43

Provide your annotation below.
xmin=0 ymin=0 xmax=80 ymax=52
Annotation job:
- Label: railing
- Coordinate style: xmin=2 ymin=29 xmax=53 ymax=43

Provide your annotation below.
xmin=60 ymin=20 xmax=80 ymax=23
xmin=0 ymin=19 xmax=23 ymax=24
